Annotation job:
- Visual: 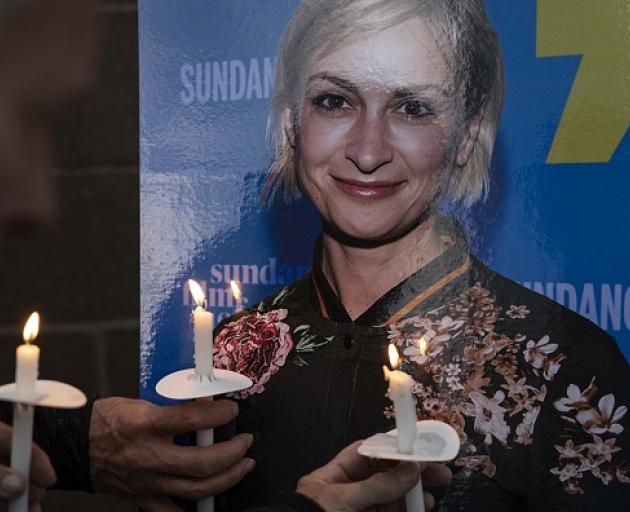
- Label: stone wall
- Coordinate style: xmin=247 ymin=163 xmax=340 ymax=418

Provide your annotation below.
xmin=0 ymin=2 xmax=140 ymax=510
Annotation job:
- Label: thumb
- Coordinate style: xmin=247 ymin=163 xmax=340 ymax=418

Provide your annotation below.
xmin=0 ymin=465 xmax=27 ymax=501
xmin=338 ymin=462 xmax=421 ymax=510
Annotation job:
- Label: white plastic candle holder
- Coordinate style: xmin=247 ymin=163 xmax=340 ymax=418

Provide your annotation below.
xmin=155 ymin=368 xmax=253 ymax=512
xmin=358 ymin=420 xmax=460 ymax=512
xmin=0 ymin=380 xmax=87 ymax=512
xmin=0 ymin=380 xmax=87 ymax=409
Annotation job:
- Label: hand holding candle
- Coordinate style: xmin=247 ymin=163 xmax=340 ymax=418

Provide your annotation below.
xmin=359 ymin=340 xmax=455 ymax=512
xmin=0 ymin=312 xmax=86 ymax=512
xmin=155 ymin=279 xmax=253 ymax=512
xmin=383 ymin=343 xmax=424 ymax=512
xmin=188 ymin=279 xmax=214 ymax=381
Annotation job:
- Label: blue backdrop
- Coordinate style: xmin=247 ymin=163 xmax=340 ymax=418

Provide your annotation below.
xmin=139 ymin=0 xmax=630 ymax=403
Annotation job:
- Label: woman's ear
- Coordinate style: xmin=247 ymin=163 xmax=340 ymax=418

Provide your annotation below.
xmin=283 ymin=108 xmax=296 ymax=148
xmin=456 ymin=104 xmax=485 ymax=167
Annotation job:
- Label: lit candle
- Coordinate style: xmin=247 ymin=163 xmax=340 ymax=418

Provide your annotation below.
xmin=230 ymin=279 xmax=243 ymax=313
xmin=9 ymin=312 xmax=40 ymax=512
xmin=188 ymin=280 xmax=216 ymax=512
xmin=383 ymin=343 xmax=424 ymax=512
xmin=383 ymin=344 xmax=417 ymax=453
xmin=15 ymin=312 xmax=40 ymax=400
xmin=188 ymin=279 xmax=214 ymax=380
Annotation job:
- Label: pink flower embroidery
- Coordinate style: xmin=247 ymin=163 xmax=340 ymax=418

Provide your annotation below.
xmin=214 ymin=309 xmax=293 ymax=398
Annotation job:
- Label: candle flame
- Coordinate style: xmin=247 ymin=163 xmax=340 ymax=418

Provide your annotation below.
xmin=230 ymin=280 xmax=242 ymax=301
xmin=418 ymin=336 xmax=428 ymax=356
xmin=388 ymin=343 xmax=400 ymax=370
xmin=23 ymin=312 xmax=40 ymax=343
xmin=188 ymin=279 xmax=206 ymax=308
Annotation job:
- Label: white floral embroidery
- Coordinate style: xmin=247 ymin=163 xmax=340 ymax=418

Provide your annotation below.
xmin=468 ymin=391 xmax=510 ymax=446
xmin=553 ymin=380 xmax=629 ymax=493
xmin=385 ymin=282 xmax=629 ymax=496
xmin=576 ymin=394 xmax=628 ymax=435
xmin=523 ymin=335 xmax=558 ymax=371
xmin=554 ymin=378 xmax=598 ymax=412
xmin=506 ymin=305 xmax=530 ymax=319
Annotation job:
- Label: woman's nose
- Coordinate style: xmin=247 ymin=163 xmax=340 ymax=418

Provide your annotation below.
xmin=344 ymin=114 xmax=393 ymax=174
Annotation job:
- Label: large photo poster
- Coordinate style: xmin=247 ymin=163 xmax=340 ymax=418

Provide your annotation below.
xmin=139 ymin=0 xmax=630 ymax=508
xmin=140 ymin=0 xmax=630 ymax=403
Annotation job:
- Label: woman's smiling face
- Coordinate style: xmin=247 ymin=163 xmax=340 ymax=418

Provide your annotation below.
xmin=295 ymin=16 xmax=463 ymax=243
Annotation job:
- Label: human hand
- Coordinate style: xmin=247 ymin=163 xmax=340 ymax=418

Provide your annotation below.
xmin=0 ymin=421 xmax=57 ymax=512
xmin=296 ymin=441 xmax=451 ymax=512
xmin=89 ymin=397 xmax=255 ymax=511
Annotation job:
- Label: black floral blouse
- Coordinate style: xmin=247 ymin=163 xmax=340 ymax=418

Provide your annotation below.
xmin=214 ymin=219 xmax=630 ymax=511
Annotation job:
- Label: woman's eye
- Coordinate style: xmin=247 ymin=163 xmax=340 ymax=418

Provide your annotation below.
xmin=396 ymin=100 xmax=433 ymax=118
xmin=312 ymin=94 xmax=351 ymax=111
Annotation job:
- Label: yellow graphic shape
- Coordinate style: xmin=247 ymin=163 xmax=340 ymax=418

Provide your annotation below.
xmin=537 ymin=0 xmax=630 ymax=163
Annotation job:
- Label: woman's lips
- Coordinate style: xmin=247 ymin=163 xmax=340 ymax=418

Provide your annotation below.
xmin=331 ymin=176 xmax=405 ymax=199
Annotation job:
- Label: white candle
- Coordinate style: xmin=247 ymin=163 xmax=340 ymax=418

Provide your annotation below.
xmin=188 ymin=279 xmax=214 ymax=380
xmin=383 ymin=343 xmax=424 ymax=512
xmin=230 ymin=279 xmax=243 ymax=313
xmin=188 ymin=280 xmax=216 ymax=512
xmin=383 ymin=344 xmax=416 ymax=453
xmin=15 ymin=344 xmax=39 ymax=400
xmin=197 ymin=397 xmax=215 ymax=512
xmin=9 ymin=312 xmax=40 ymax=512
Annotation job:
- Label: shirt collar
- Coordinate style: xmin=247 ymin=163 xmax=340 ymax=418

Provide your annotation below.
xmin=311 ymin=216 xmax=471 ymax=326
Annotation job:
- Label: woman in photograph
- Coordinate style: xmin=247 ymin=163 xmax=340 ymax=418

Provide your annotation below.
xmin=213 ymin=0 xmax=630 ymax=510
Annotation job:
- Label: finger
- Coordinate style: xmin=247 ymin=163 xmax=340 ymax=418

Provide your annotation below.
xmin=308 ymin=440 xmax=375 ymax=483
xmin=153 ymin=457 xmax=255 ymax=501
xmin=424 ymin=490 xmax=436 ymax=511
xmin=336 ymin=461 xmax=421 ymax=510
xmin=0 ymin=421 xmax=12 ymax=458
xmin=28 ymin=502 xmax=41 ymax=512
xmin=0 ymin=422 xmax=56 ymax=489
xmin=139 ymin=494 xmax=184 ymax=512
xmin=29 ymin=443 xmax=56 ymax=488
xmin=153 ymin=433 xmax=253 ymax=478
xmin=149 ymin=400 xmax=238 ymax=434
xmin=421 ymin=463 xmax=452 ymax=488
xmin=28 ymin=482 xmax=46 ymax=504
xmin=0 ymin=465 xmax=26 ymax=500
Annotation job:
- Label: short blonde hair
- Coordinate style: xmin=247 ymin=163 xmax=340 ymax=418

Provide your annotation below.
xmin=265 ymin=0 xmax=504 ymax=206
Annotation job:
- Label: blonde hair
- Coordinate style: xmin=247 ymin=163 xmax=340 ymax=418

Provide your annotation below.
xmin=264 ymin=0 xmax=504 ymax=206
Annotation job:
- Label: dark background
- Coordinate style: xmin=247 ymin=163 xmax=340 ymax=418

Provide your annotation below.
xmin=0 ymin=1 xmax=139 ymax=510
